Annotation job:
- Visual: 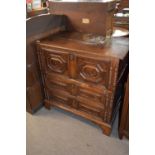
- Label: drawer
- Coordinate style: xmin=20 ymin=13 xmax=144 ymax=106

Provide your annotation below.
xmin=46 ymin=87 xmax=105 ymax=119
xmin=44 ymin=73 xmax=79 ymax=96
xmin=77 ymin=56 xmax=111 ymax=89
xmin=77 ymin=101 xmax=105 ymax=118
xmin=38 ymin=46 xmax=113 ymax=89
xmin=46 ymin=87 xmax=74 ymax=107
xmin=39 ymin=47 xmax=69 ymax=76
xmin=44 ymin=73 xmax=108 ymax=107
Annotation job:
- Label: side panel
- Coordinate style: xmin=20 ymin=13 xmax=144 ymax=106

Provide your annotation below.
xmin=26 ymin=14 xmax=67 ymax=113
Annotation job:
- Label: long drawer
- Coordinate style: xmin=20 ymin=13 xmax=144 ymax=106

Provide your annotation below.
xmin=38 ymin=46 xmax=115 ymax=90
xmin=45 ymin=73 xmax=110 ymax=104
xmin=44 ymin=73 xmax=112 ymax=119
xmin=46 ymin=87 xmax=107 ymax=119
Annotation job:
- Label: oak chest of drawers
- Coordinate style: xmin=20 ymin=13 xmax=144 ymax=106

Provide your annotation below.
xmin=36 ymin=31 xmax=129 ymax=136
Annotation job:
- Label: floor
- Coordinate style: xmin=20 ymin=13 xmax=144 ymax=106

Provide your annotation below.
xmin=27 ymin=107 xmax=129 ymax=155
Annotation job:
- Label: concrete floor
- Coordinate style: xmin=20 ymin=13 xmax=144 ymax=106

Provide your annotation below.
xmin=27 ymin=107 xmax=129 ymax=155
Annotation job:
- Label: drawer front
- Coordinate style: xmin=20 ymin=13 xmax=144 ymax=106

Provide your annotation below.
xmin=38 ymin=46 xmax=113 ymax=90
xmin=39 ymin=47 xmax=69 ymax=76
xmin=44 ymin=73 xmax=107 ymax=109
xmin=78 ymin=101 xmax=105 ymax=118
xmin=46 ymin=87 xmax=105 ymax=119
xmin=77 ymin=56 xmax=111 ymax=89
xmin=44 ymin=73 xmax=79 ymax=96
xmin=46 ymin=87 xmax=74 ymax=107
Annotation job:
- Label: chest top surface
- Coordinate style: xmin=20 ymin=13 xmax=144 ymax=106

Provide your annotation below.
xmin=38 ymin=31 xmax=129 ymax=60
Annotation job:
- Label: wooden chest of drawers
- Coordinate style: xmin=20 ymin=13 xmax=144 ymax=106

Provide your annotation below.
xmin=36 ymin=31 xmax=129 ymax=135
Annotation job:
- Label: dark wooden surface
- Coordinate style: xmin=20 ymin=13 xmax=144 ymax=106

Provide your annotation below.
xmin=36 ymin=30 xmax=129 ymax=135
xmin=39 ymin=31 xmax=129 ymax=60
xmin=27 ymin=7 xmax=49 ymax=18
xmin=49 ymin=0 xmax=116 ymax=36
xmin=119 ymin=75 xmax=129 ymax=139
xmin=26 ymin=14 xmax=67 ymax=114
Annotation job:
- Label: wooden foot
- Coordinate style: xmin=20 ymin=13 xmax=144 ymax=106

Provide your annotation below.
xmin=119 ymin=132 xmax=123 ymax=139
xmin=44 ymin=100 xmax=51 ymax=110
xmin=100 ymin=125 xmax=112 ymax=136
xmin=118 ymin=129 xmax=129 ymax=139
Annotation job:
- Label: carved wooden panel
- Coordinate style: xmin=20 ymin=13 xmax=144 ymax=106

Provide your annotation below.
xmin=77 ymin=57 xmax=111 ymax=89
xmin=46 ymin=54 xmax=67 ymax=73
xmin=80 ymin=64 xmax=103 ymax=82
xmin=40 ymin=47 xmax=68 ymax=76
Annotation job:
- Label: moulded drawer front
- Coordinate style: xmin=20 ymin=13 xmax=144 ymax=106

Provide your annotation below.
xmin=77 ymin=56 xmax=111 ymax=89
xmin=44 ymin=73 xmax=78 ymax=95
xmin=77 ymin=101 xmax=105 ymax=118
xmin=44 ymin=73 xmax=107 ymax=106
xmin=39 ymin=46 xmax=112 ymax=90
xmin=46 ymin=87 xmax=74 ymax=107
xmin=46 ymin=86 xmax=105 ymax=119
xmin=78 ymin=86 xmax=106 ymax=106
xmin=39 ymin=47 xmax=69 ymax=76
